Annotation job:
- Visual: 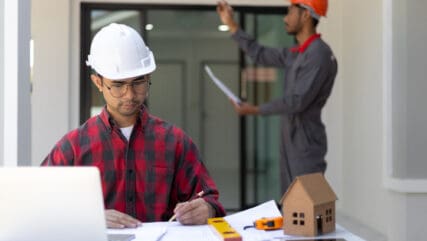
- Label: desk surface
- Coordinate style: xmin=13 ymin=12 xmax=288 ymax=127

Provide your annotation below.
xmin=107 ymin=223 xmax=365 ymax=241
xmin=107 ymin=200 xmax=365 ymax=241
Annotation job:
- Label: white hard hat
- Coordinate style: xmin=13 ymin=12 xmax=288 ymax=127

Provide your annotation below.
xmin=86 ymin=23 xmax=156 ymax=80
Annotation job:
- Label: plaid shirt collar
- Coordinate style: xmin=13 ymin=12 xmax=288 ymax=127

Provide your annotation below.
xmin=99 ymin=105 xmax=149 ymax=134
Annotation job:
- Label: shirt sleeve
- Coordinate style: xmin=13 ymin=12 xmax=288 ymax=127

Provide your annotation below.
xmin=41 ymin=135 xmax=74 ymax=166
xmin=232 ymin=28 xmax=289 ymax=67
xmin=173 ymin=130 xmax=226 ymax=217
xmin=259 ymin=50 xmax=334 ymax=115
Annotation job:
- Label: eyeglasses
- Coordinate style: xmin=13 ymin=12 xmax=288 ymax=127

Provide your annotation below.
xmin=101 ymin=76 xmax=151 ymax=98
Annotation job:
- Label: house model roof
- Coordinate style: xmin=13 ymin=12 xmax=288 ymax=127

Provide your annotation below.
xmin=281 ymin=173 xmax=337 ymax=205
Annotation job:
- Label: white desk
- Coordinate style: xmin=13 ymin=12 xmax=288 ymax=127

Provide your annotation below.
xmin=107 ymin=201 xmax=365 ymax=241
xmin=107 ymin=223 xmax=364 ymax=241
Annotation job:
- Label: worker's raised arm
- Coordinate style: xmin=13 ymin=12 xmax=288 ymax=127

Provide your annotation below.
xmin=216 ymin=0 xmax=238 ymax=34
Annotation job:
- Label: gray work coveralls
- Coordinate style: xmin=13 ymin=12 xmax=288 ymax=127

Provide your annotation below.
xmin=232 ymin=29 xmax=338 ymax=193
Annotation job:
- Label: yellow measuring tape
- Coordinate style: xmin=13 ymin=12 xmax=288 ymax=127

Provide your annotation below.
xmin=208 ymin=217 xmax=242 ymax=241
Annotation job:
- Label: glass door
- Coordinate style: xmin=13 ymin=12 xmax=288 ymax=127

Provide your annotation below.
xmin=242 ymin=13 xmax=295 ymax=207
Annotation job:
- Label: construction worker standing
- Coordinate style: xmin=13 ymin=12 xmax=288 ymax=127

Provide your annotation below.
xmin=42 ymin=23 xmax=225 ymax=227
xmin=217 ymin=0 xmax=337 ymax=193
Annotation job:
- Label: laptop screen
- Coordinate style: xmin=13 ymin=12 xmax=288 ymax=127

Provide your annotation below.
xmin=0 ymin=167 xmax=108 ymax=241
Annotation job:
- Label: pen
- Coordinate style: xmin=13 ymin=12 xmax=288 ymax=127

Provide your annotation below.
xmin=168 ymin=190 xmax=205 ymax=222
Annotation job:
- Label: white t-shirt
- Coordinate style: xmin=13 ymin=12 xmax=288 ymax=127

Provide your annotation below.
xmin=120 ymin=125 xmax=134 ymax=141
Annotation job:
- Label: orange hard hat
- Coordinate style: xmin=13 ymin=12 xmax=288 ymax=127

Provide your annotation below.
xmin=290 ymin=0 xmax=328 ymax=17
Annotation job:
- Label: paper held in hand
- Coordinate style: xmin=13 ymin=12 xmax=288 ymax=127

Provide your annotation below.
xmin=204 ymin=65 xmax=241 ymax=104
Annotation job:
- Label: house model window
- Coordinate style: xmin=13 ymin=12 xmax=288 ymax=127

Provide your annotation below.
xmin=325 ymin=208 xmax=333 ymax=222
xmin=292 ymin=212 xmax=305 ymax=226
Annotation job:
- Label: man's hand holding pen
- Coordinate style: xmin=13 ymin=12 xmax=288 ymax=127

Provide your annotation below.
xmin=169 ymin=191 xmax=215 ymax=225
xmin=172 ymin=198 xmax=215 ymax=225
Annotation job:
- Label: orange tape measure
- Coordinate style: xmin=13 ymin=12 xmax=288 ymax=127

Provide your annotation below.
xmin=244 ymin=216 xmax=283 ymax=231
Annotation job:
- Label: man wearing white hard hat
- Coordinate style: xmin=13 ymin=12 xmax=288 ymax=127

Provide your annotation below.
xmin=217 ymin=0 xmax=337 ymax=193
xmin=43 ymin=23 xmax=225 ymax=228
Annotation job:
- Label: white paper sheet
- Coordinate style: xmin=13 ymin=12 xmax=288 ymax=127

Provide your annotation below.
xmin=107 ymin=225 xmax=166 ymax=241
xmin=107 ymin=222 xmax=218 ymax=241
xmin=204 ymin=65 xmax=241 ymax=104
xmin=225 ymin=200 xmax=282 ymax=229
xmin=225 ymin=200 xmax=282 ymax=241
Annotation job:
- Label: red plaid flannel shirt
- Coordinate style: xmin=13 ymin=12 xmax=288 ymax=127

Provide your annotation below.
xmin=42 ymin=106 xmax=225 ymax=221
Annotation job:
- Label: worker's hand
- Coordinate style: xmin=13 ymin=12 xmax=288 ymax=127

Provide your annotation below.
xmin=216 ymin=0 xmax=239 ymax=33
xmin=231 ymin=100 xmax=260 ymax=115
xmin=105 ymin=209 xmax=142 ymax=229
xmin=173 ymin=198 xmax=215 ymax=225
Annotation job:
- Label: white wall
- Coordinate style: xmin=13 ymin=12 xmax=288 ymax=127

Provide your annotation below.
xmin=320 ymin=0 xmax=343 ymax=207
xmin=338 ymin=1 xmax=427 ymax=241
xmin=31 ymin=0 xmax=71 ymax=164
xmin=340 ymin=0 xmax=390 ymax=237
xmin=0 ymin=0 xmax=4 ymax=166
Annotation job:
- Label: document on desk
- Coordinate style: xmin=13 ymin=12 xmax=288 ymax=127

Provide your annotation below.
xmin=107 ymin=225 xmax=166 ymax=241
xmin=225 ymin=200 xmax=281 ymax=228
xmin=107 ymin=222 xmax=218 ymax=241
xmin=204 ymin=65 xmax=241 ymax=104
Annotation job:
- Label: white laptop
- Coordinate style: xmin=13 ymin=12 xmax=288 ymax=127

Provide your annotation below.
xmin=0 ymin=167 xmax=108 ymax=241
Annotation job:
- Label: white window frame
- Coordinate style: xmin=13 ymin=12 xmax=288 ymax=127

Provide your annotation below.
xmin=382 ymin=0 xmax=427 ymax=193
